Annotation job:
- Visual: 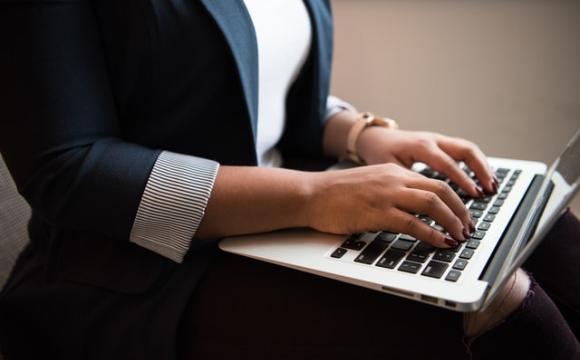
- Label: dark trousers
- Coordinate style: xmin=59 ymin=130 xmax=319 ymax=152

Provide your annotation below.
xmin=179 ymin=210 xmax=580 ymax=359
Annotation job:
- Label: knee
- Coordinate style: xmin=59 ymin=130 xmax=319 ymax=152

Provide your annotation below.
xmin=464 ymin=268 xmax=530 ymax=337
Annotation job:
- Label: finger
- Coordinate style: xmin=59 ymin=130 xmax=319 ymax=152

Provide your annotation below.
xmin=385 ymin=209 xmax=460 ymax=248
xmin=438 ymin=137 xmax=496 ymax=194
xmin=395 ymin=188 xmax=467 ymax=241
xmin=407 ymin=177 xmax=474 ymax=233
xmin=421 ymin=145 xmax=481 ymax=198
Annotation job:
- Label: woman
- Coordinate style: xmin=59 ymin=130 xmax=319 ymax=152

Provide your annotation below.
xmin=0 ymin=0 xmax=578 ymax=359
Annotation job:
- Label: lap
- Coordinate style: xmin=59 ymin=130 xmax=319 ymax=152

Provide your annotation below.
xmin=178 ymin=252 xmax=467 ymax=360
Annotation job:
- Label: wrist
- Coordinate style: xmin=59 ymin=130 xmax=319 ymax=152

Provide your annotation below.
xmin=298 ymin=171 xmax=319 ymax=229
xmin=301 ymin=171 xmax=329 ymax=229
xmin=356 ymin=126 xmax=395 ymax=165
xmin=345 ymin=112 xmax=399 ymax=165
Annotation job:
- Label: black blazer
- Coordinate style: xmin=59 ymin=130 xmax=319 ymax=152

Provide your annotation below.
xmin=0 ymin=0 xmax=332 ymax=358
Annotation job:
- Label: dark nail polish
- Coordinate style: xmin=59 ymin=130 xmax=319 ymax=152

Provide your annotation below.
xmin=469 ymin=222 xmax=476 ymax=233
xmin=493 ymin=175 xmax=499 ymax=185
xmin=444 ymin=237 xmax=459 ymax=247
xmin=463 ymin=228 xmax=471 ymax=239
xmin=492 ymin=181 xmax=498 ymax=194
xmin=475 ymin=186 xmax=484 ymax=198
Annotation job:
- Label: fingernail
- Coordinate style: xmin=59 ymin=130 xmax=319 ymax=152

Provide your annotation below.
xmin=493 ymin=175 xmax=499 ymax=185
xmin=463 ymin=227 xmax=471 ymax=239
xmin=444 ymin=237 xmax=459 ymax=247
xmin=492 ymin=181 xmax=498 ymax=194
xmin=469 ymin=222 xmax=476 ymax=233
xmin=475 ymin=186 xmax=484 ymax=198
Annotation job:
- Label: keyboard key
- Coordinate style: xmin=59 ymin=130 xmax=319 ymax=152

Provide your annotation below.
xmin=407 ymin=251 xmax=429 ymax=263
xmin=496 ymin=168 xmax=510 ymax=175
xmin=453 ymin=259 xmax=468 ymax=270
xmin=488 ymin=206 xmax=500 ymax=215
xmin=398 ymin=234 xmax=416 ymax=242
xmin=493 ymin=199 xmax=504 ymax=207
xmin=431 ymin=223 xmax=445 ymax=232
xmin=433 ymin=172 xmax=447 ymax=181
xmin=480 ymin=196 xmax=493 ymax=203
xmin=477 ymin=222 xmax=491 ymax=231
xmin=341 ymin=238 xmax=356 ymax=249
xmin=445 ymin=270 xmax=462 ymax=282
xmin=460 ymin=249 xmax=475 ymax=259
xmin=342 ymin=233 xmax=364 ymax=249
xmin=342 ymin=239 xmax=366 ymax=250
xmin=355 ymin=238 xmax=390 ymax=264
xmin=470 ymin=202 xmax=487 ymax=211
xmin=422 ymin=261 xmax=449 ymax=279
xmin=414 ymin=242 xmax=435 ymax=253
xmin=331 ymin=248 xmax=347 ymax=258
xmin=483 ymin=214 xmax=496 ymax=222
xmin=471 ymin=231 xmax=486 ymax=240
xmin=354 ymin=241 xmax=366 ymax=250
xmin=514 ymin=169 xmax=521 ymax=175
xmin=398 ymin=261 xmax=422 ymax=274
xmin=447 ymin=244 xmax=462 ymax=253
xmin=470 ymin=210 xmax=483 ymax=218
xmin=375 ymin=231 xmax=397 ymax=243
xmin=420 ymin=168 xmax=435 ymax=177
xmin=419 ymin=215 xmax=433 ymax=225
xmin=376 ymin=249 xmax=406 ymax=269
xmin=466 ymin=239 xmax=480 ymax=249
xmin=497 ymin=193 xmax=508 ymax=200
xmin=433 ymin=250 xmax=456 ymax=263
xmin=502 ymin=186 xmax=512 ymax=193
xmin=507 ymin=179 xmax=516 ymax=186
xmin=391 ymin=240 xmax=415 ymax=251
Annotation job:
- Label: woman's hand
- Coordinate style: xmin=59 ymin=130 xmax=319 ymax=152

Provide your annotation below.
xmin=306 ymin=163 xmax=474 ymax=248
xmin=357 ymin=127 xmax=498 ymax=198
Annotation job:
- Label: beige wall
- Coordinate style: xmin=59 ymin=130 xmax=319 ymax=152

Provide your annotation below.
xmin=330 ymin=0 xmax=580 ymax=214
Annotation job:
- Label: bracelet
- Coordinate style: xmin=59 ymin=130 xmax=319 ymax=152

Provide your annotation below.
xmin=345 ymin=112 xmax=399 ymax=164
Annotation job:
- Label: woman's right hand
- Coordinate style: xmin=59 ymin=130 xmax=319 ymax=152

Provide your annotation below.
xmin=306 ymin=163 xmax=474 ymax=248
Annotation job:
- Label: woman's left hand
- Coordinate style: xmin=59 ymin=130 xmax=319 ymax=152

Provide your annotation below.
xmin=356 ymin=127 xmax=498 ymax=198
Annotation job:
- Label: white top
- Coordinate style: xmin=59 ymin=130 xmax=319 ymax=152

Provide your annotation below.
xmin=243 ymin=0 xmax=313 ymax=167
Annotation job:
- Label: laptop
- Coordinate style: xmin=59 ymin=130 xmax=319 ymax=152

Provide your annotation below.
xmin=220 ymin=129 xmax=580 ymax=312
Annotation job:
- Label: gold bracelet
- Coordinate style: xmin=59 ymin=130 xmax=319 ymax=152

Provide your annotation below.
xmin=345 ymin=112 xmax=399 ymax=164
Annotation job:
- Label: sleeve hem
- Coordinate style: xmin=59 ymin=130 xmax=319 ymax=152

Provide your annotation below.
xmin=325 ymin=95 xmax=357 ymax=121
xmin=129 ymin=151 xmax=220 ymax=263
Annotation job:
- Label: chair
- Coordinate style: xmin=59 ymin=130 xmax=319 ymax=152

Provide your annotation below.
xmin=0 ymin=154 xmax=31 ymax=359
xmin=0 ymin=154 xmax=30 ymax=290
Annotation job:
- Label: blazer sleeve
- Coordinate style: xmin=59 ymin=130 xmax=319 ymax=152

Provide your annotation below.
xmin=0 ymin=1 xmax=218 ymax=263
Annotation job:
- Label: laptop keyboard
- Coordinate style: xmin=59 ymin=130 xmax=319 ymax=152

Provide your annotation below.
xmin=330 ymin=166 xmax=522 ymax=282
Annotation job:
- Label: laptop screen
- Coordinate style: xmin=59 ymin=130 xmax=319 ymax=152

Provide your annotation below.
xmin=535 ymin=128 xmax=580 ymax=234
xmin=488 ymin=129 xmax=580 ymax=302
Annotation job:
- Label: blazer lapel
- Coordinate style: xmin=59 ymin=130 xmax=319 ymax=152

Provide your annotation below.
xmin=199 ymin=0 xmax=331 ymax=151
xmin=199 ymin=0 xmax=259 ymax=144
xmin=303 ymin=0 xmax=332 ymax=124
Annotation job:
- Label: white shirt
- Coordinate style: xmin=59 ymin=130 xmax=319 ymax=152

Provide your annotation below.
xmin=243 ymin=0 xmax=313 ymax=167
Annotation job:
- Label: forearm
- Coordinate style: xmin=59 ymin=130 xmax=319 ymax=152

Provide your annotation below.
xmin=322 ymin=109 xmax=359 ymax=159
xmin=195 ymin=166 xmax=314 ymax=238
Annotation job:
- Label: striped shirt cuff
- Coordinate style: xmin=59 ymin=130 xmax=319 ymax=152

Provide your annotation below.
xmin=130 ymin=151 xmax=220 ymax=263
xmin=325 ymin=95 xmax=357 ymax=121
